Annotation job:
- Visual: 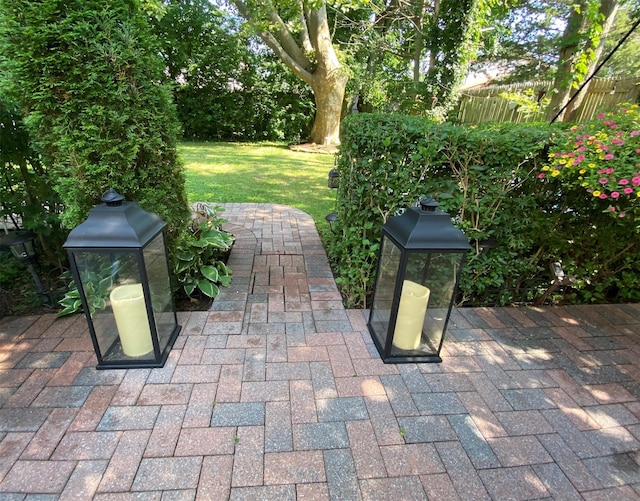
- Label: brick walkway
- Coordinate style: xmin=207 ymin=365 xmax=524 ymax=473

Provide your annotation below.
xmin=1 ymin=202 xmax=640 ymax=500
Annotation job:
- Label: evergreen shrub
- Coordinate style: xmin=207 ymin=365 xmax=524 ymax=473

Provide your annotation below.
xmin=0 ymin=0 xmax=190 ymax=249
xmin=327 ymin=113 xmax=640 ymax=308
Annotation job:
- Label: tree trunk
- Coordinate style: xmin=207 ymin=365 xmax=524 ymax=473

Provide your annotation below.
xmin=565 ymin=0 xmax=620 ymax=120
xmin=309 ymin=69 xmax=348 ymax=145
xmin=305 ymin=5 xmax=347 ymax=145
xmin=233 ymin=1 xmax=347 ymax=146
xmin=546 ymin=0 xmax=620 ymax=122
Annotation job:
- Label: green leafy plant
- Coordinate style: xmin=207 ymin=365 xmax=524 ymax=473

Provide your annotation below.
xmin=57 ymin=269 xmax=115 ymax=317
xmin=1 ymin=0 xmax=190 ymax=251
xmin=57 ymin=257 xmax=124 ymax=317
xmin=499 ymin=89 xmax=550 ymax=118
xmin=173 ymin=203 xmax=235 ymax=298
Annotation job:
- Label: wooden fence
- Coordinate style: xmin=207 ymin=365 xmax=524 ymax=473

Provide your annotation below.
xmin=455 ymin=77 xmax=640 ymax=124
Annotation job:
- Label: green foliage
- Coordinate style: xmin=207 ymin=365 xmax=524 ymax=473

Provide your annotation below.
xmin=0 ymin=0 xmax=190 ymax=250
xmin=173 ymin=204 xmax=234 ymax=299
xmin=151 ymin=2 xmax=314 ymax=142
xmin=0 ymin=97 xmax=65 ymax=264
xmin=336 ymin=0 xmax=492 ymax=116
xmin=422 ymin=0 xmax=482 ymax=111
xmin=601 ymin=6 xmax=640 ymax=77
xmin=498 ymin=89 xmax=551 ymax=117
xmin=328 ymin=113 xmax=640 ymax=308
xmin=540 ymin=102 xmax=640 ymax=220
xmin=57 ymin=267 xmax=116 ymax=318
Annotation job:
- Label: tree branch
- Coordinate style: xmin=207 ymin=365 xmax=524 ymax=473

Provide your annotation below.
xmin=232 ymin=0 xmax=314 ymax=84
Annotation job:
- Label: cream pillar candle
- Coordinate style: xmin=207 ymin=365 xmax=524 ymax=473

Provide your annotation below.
xmin=392 ymin=280 xmax=430 ymax=350
xmin=110 ymin=283 xmax=153 ymax=357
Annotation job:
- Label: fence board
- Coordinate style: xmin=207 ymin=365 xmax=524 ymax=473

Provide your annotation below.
xmin=456 ymin=77 xmax=640 ymax=124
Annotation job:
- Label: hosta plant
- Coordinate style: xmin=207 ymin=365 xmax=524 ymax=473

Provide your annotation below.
xmin=173 ymin=203 xmax=235 ymax=298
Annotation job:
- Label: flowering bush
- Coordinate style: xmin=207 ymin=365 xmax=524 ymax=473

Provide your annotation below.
xmin=540 ymin=103 xmax=640 ymax=218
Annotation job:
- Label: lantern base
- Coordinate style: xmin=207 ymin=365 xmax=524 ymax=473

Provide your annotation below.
xmin=94 ymin=324 xmax=181 ymax=370
xmin=368 ymin=323 xmax=442 ymax=364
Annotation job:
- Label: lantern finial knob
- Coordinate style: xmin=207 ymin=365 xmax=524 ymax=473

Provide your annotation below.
xmin=102 ymin=188 xmax=125 ymax=207
xmin=418 ymin=197 xmax=439 ymax=212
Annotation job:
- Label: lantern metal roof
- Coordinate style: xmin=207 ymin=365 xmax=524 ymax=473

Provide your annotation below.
xmin=63 ymin=190 xmax=165 ymax=249
xmin=383 ymin=198 xmax=470 ymax=251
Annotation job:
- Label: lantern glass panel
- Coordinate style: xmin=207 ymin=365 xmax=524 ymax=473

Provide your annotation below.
xmin=72 ymin=250 xmax=152 ymax=362
xmin=142 ymin=233 xmax=175 ymax=352
xmin=368 ymin=235 xmax=401 ymax=349
xmin=391 ymin=251 xmax=461 ymax=356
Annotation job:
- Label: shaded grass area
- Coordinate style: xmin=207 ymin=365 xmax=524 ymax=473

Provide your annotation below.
xmin=179 ymin=142 xmax=337 ymax=234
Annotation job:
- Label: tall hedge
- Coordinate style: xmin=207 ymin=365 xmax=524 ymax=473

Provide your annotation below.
xmin=328 ymin=113 xmax=640 ymax=308
xmin=0 ymin=0 xmax=189 ymax=247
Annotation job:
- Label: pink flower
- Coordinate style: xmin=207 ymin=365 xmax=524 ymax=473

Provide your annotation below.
xmin=624 ymin=187 xmax=634 ymax=194
xmin=611 ymin=191 xmax=620 ymax=199
xmin=577 ymin=146 xmax=586 ymax=152
xmin=537 ymin=173 xmax=546 ymax=179
xmin=632 ymin=176 xmax=640 ymax=186
xmin=619 ymin=179 xmax=629 ymax=185
xmin=604 ymin=154 xmax=615 ymax=160
xmin=597 ymin=113 xmax=606 ymax=119
xmin=630 ymin=130 xmax=640 ymax=136
xmin=605 ymin=168 xmax=615 ymax=174
xmin=619 ymin=212 xmax=626 ymax=218
xmin=599 ymin=178 xmax=608 ymax=184
xmin=598 ymin=169 xmax=607 ymax=174
xmin=599 ymin=193 xmax=608 ymax=199
xmin=611 ymin=138 xmax=625 ymax=145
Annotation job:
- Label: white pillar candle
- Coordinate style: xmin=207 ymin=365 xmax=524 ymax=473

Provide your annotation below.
xmin=110 ymin=283 xmax=153 ymax=357
xmin=392 ymin=280 xmax=430 ymax=350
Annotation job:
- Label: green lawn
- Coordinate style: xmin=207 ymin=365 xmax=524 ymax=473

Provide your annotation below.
xmin=179 ymin=142 xmax=337 ymax=233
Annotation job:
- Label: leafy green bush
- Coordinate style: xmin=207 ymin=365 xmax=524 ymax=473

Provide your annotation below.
xmin=327 ymin=113 xmax=640 ymax=308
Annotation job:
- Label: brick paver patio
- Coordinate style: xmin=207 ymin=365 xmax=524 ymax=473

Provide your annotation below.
xmin=1 ymin=202 xmax=639 ymax=500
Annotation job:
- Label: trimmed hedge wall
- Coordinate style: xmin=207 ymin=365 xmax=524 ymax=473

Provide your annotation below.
xmin=327 ymin=113 xmax=640 ymax=308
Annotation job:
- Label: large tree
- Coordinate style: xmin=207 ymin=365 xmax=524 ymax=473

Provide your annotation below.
xmin=232 ymin=1 xmax=348 ymax=146
xmin=332 ymin=0 xmax=500 ymax=115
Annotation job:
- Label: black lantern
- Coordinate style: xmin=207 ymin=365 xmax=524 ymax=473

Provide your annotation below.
xmin=63 ymin=189 xmax=181 ymax=369
xmin=368 ymin=198 xmax=470 ymax=363
xmin=327 ymin=168 xmax=340 ymax=189
xmin=0 ymin=230 xmax=51 ymax=305
xmin=2 ymin=230 xmax=36 ymax=261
